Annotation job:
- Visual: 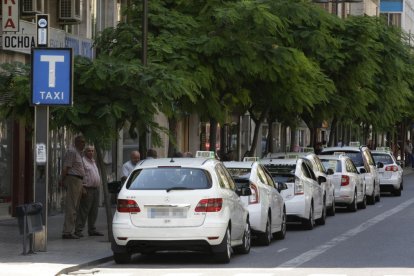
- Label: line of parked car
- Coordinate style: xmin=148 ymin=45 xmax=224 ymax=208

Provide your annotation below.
xmin=108 ymin=145 xmax=404 ymax=264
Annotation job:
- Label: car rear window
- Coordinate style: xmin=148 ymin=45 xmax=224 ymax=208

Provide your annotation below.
xmin=233 ymin=176 xmax=250 ymax=189
xmin=226 ymin=168 xmax=251 ymax=178
xmin=320 ymin=159 xmax=341 ymax=173
xmin=322 ymin=150 xmax=364 ymax=167
xmin=126 ymin=168 xmax=212 ymax=190
xmin=372 ymin=153 xmax=393 ymax=165
xmin=263 ymin=164 xmax=295 ymax=183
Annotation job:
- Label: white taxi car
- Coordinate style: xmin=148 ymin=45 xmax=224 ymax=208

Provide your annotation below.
xmin=111 ymin=157 xmax=251 ymax=264
xmin=371 ymin=150 xmax=403 ymax=196
xmin=305 ymin=153 xmax=336 ymax=217
xmin=261 ymin=157 xmax=325 ymax=230
xmin=320 ymin=146 xmax=382 ymax=205
xmin=223 ymin=161 xmax=287 ymax=245
xmin=319 ymin=155 xmax=367 ymax=211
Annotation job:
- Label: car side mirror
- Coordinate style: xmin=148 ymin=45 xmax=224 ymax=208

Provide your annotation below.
xmin=317 ymin=176 xmax=326 ymax=185
xmin=236 ymin=187 xmax=252 ymax=196
xmin=277 ymin=182 xmax=288 ymax=192
xmin=377 ymin=162 xmax=384 ymax=169
xmin=359 ymin=168 xmax=366 ymax=174
xmin=108 ymin=180 xmax=123 ymax=194
xmin=326 ymin=168 xmax=334 ymax=175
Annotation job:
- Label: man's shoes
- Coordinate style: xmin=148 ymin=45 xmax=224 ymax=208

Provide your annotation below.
xmin=88 ymin=231 xmax=104 ymax=236
xmin=62 ymin=233 xmax=80 ymax=239
xmin=74 ymin=232 xmax=84 ymax=238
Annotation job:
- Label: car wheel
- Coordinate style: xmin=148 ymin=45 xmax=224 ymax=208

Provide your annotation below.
xmin=257 ymin=215 xmax=272 ymax=246
xmin=393 ymin=187 xmax=402 ymax=196
xmin=303 ymin=203 xmax=314 ymax=230
xmin=327 ymin=196 xmax=335 ymax=216
xmin=274 ymin=208 xmax=287 ymax=240
xmin=316 ymin=198 xmax=326 ymax=225
xmin=358 ymin=193 xmax=367 ymax=209
xmin=113 ymin=252 xmax=131 ymax=264
xmin=375 ymin=184 xmax=381 ymax=202
xmin=235 ymin=220 xmax=251 ymax=254
xmin=347 ymin=191 xmax=357 ymax=212
xmin=214 ymin=226 xmax=232 ymax=263
xmin=401 ymin=182 xmax=404 ymax=191
xmin=367 ymin=189 xmax=375 ymax=205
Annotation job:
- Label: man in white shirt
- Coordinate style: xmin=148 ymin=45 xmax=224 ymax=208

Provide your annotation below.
xmin=121 ymin=150 xmax=141 ymax=182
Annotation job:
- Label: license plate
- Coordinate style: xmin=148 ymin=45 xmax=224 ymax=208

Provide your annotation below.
xmin=148 ymin=207 xmax=187 ymax=218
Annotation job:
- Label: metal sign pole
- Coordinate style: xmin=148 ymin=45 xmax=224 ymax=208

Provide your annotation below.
xmin=33 ymin=14 xmax=50 ymax=252
xmin=33 ymin=106 xmax=49 ymax=251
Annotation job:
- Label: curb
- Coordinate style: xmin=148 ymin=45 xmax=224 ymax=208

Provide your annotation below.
xmin=56 ymin=255 xmax=113 ymax=276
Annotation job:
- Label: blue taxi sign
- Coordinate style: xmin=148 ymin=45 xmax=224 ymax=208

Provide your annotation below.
xmin=31 ymin=48 xmax=73 ymax=106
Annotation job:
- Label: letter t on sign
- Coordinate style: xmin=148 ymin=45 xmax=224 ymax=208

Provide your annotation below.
xmin=40 ymin=55 xmax=65 ymax=88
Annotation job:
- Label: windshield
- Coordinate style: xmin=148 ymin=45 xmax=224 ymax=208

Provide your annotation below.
xmin=126 ymin=168 xmax=212 ymax=190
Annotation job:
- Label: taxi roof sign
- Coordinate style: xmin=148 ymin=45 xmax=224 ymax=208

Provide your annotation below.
xmin=333 ymin=152 xmax=345 ymax=156
xmin=300 ymin=147 xmax=315 ymax=153
xmin=243 ymin=157 xmax=260 ymax=162
xmin=195 ymin=151 xmax=215 ymax=158
xmin=376 ymin=147 xmax=391 ymax=152
xmin=349 ymin=141 xmax=360 ymax=147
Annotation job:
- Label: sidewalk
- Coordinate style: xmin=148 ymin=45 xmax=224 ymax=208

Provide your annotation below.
xmin=0 ymin=207 xmax=112 ymax=276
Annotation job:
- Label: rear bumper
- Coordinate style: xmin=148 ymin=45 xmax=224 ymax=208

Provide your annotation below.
xmin=112 ymin=220 xmax=228 ymax=251
xmin=379 ymin=176 xmax=401 ymax=190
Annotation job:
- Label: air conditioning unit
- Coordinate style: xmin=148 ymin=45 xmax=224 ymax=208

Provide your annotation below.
xmin=22 ymin=0 xmax=44 ymax=14
xmin=59 ymin=0 xmax=81 ymax=23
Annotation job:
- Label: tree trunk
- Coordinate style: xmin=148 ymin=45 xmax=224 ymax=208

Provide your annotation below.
xmin=247 ymin=110 xmax=267 ymax=157
xmin=266 ymin=117 xmax=275 ymax=154
xmin=328 ymin=116 xmax=338 ymax=147
xmin=95 ymin=144 xmax=113 ymax=242
xmin=139 ymin=130 xmax=147 ymax=159
xmin=168 ymin=117 xmax=178 ymax=157
xmin=290 ymin=127 xmax=296 ymax=151
xmin=209 ymin=118 xmax=218 ymax=153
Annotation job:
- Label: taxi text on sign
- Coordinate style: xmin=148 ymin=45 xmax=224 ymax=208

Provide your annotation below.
xmin=31 ymin=48 xmax=73 ymax=106
xmin=2 ymin=0 xmax=19 ymax=32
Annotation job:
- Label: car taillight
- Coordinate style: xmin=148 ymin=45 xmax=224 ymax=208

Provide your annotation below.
xmin=195 ymin=198 xmax=223 ymax=212
xmin=385 ymin=165 xmax=398 ymax=172
xmin=341 ymin=175 xmax=350 ymax=186
xmin=117 ymin=199 xmax=140 ymax=213
xmin=249 ymin=183 xmax=259 ymax=204
xmin=294 ymin=177 xmax=304 ymax=195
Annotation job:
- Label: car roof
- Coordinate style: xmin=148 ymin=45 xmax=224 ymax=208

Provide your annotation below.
xmin=261 ymin=158 xmax=298 ymax=165
xmin=136 ymin=157 xmax=217 ymax=168
xmin=322 ymin=146 xmax=364 ymax=153
xmin=223 ymin=161 xmax=255 ymax=168
xmin=318 ymin=154 xmax=347 ymax=161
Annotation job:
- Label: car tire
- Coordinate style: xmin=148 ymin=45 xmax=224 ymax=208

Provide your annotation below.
xmin=214 ymin=226 xmax=232 ymax=263
xmin=367 ymin=189 xmax=375 ymax=205
xmin=393 ymin=187 xmax=402 ymax=196
xmin=316 ymin=198 xmax=326 ymax=225
xmin=327 ymin=196 xmax=335 ymax=216
xmin=113 ymin=252 xmax=131 ymax=264
xmin=358 ymin=193 xmax=367 ymax=209
xmin=303 ymin=203 xmax=315 ymax=230
xmin=234 ymin=220 xmax=251 ymax=254
xmin=274 ymin=208 xmax=287 ymax=240
xmin=257 ymin=215 xmax=272 ymax=246
xmin=347 ymin=191 xmax=357 ymax=212
xmin=375 ymin=184 xmax=381 ymax=202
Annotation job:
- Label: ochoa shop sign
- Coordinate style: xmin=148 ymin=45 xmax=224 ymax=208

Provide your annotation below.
xmin=2 ymin=34 xmax=35 ymax=50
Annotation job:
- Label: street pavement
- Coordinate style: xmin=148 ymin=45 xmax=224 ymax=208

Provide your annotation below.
xmin=0 ymin=168 xmax=413 ymax=276
xmin=0 ymin=206 xmax=112 ymax=276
